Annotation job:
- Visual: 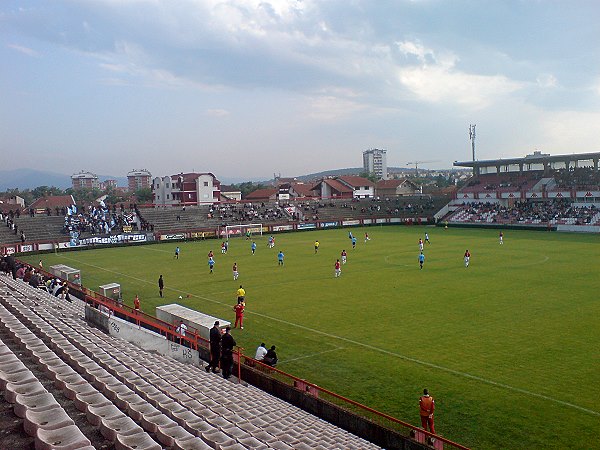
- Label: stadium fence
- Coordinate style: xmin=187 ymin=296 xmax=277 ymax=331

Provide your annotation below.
xmin=9 ymin=262 xmax=469 ymax=450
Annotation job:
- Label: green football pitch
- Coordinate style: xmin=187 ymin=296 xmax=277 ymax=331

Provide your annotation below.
xmin=20 ymin=226 xmax=600 ymax=449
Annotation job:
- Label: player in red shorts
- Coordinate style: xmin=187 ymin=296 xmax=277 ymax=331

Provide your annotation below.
xmin=233 ymin=301 xmax=245 ymax=329
xmin=419 ymin=389 xmax=436 ymax=434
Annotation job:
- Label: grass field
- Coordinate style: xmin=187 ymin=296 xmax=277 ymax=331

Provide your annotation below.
xmin=21 ymin=225 xmax=600 ymax=449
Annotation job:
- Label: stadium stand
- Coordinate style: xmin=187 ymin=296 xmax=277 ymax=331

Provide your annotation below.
xmin=0 ymin=275 xmax=384 ymax=449
xmin=13 ymin=216 xmax=66 ymax=242
xmin=447 ymin=152 xmax=600 ymax=230
xmin=0 ymin=193 xmax=451 ymax=248
xmin=553 ymin=166 xmax=600 ymax=189
xmin=0 ymin=221 xmax=21 ymax=245
xmin=459 ymin=172 xmax=542 ymax=194
xmin=446 ymin=200 xmax=600 ymax=226
xmin=138 ymin=206 xmax=212 ymax=232
xmin=284 ymin=197 xmax=447 ymax=222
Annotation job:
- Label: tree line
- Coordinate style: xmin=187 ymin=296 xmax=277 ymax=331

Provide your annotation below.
xmin=0 ymin=182 xmax=271 ymax=207
xmin=0 ymin=186 xmax=153 ymax=207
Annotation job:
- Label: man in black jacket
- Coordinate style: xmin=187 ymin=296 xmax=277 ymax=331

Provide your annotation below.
xmin=205 ymin=321 xmax=222 ymax=373
xmin=264 ymin=345 xmax=278 ymax=367
xmin=5 ymin=253 xmax=17 ymax=280
xmin=220 ymin=326 xmax=236 ymax=379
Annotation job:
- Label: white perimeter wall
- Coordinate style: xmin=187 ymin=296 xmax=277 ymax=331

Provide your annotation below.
xmin=85 ymin=305 xmax=200 ymax=366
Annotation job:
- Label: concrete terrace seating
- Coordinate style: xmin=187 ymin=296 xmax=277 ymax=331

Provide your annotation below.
xmin=13 ymin=216 xmax=66 ymax=243
xmin=459 ymin=172 xmax=542 ymax=194
xmin=554 ymin=166 xmax=600 ymax=189
xmin=138 ymin=206 xmax=213 ymax=232
xmin=0 ymin=307 xmax=93 ymax=449
xmin=0 ymin=275 xmax=382 ymax=450
xmin=139 ymin=203 xmax=290 ymax=233
xmin=0 ymin=222 xmax=22 ymax=244
xmin=0 ymin=293 xmax=163 ymax=449
xmin=292 ymin=197 xmax=444 ymax=222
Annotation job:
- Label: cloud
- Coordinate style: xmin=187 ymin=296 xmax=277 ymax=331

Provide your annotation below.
xmin=3 ymin=0 xmax=599 ymax=179
xmin=206 ymin=109 xmax=229 ymax=117
xmin=395 ymin=40 xmax=523 ymax=109
xmin=396 ymin=40 xmax=436 ymax=64
xmin=97 ymin=77 xmax=130 ymax=86
xmin=7 ymin=43 xmax=39 ymax=57
xmin=536 ymin=74 xmax=558 ymax=89
xmin=538 ymin=109 xmax=600 ymax=151
xmin=594 ymin=78 xmax=600 ymax=97
xmin=95 ymin=40 xmax=220 ymax=90
xmin=305 ymin=94 xmax=366 ymax=121
xmin=3 ymin=2 xmax=528 ymax=114
xmin=398 ymin=66 xmax=523 ymax=109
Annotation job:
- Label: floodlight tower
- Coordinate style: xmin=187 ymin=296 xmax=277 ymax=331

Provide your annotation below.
xmin=469 ymin=124 xmax=477 ymax=175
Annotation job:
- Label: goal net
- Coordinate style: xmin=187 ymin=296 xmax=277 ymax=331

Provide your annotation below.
xmin=224 ymin=223 xmax=264 ymax=241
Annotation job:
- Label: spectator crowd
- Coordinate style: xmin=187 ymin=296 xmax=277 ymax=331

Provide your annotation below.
xmin=454 ymin=200 xmax=599 ymax=225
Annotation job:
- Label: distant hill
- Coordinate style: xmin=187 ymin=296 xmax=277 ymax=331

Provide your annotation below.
xmin=293 ymin=167 xmax=413 ymax=182
xmin=294 ymin=167 xmax=363 ymax=182
xmin=0 ymin=169 xmax=126 ymax=191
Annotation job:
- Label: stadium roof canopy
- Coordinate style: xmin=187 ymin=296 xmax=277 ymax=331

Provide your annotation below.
xmin=454 ymin=151 xmax=600 ymax=175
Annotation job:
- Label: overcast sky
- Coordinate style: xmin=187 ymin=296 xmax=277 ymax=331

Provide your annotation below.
xmin=2 ymin=0 xmax=599 ymax=181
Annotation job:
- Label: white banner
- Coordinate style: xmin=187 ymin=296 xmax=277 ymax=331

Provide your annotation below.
xmin=161 ymin=233 xmax=185 ymax=241
xmin=272 ymin=225 xmax=293 ymax=232
xmin=320 ymin=221 xmax=339 ymax=228
xmin=79 ymin=234 xmax=147 ymax=245
xmin=576 ymin=191 xmax=600 ymax=198
xmin=547 ymin=191 xmax=571 ymax=198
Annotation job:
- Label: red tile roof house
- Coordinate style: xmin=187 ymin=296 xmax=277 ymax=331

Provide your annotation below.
xmin=289 ymin=182 xmax=317 ymax=199
xmin=243 ymin=188 xmax=279 ymax=202
xmin=311 ymin=176 xmax=375 ymax=199
xmin=375 ymin=179 xmax=420 ymax=197
xmin=28 ymin=195 xmax=76 ymax=215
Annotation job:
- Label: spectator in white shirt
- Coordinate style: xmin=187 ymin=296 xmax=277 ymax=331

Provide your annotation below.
xmin=255 ymin=343 xmax=267 ymax=361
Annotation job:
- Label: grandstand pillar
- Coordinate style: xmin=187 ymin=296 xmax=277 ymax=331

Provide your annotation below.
xmin=594 ymin=159 xmax=599 ymax=171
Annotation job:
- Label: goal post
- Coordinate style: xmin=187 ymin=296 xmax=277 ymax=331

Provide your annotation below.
xmin=224 ymin=223 xmax=264 ymax=241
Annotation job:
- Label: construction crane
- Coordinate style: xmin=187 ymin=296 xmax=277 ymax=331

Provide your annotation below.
xmin=406 ymin=160 xmax=439 ymax=178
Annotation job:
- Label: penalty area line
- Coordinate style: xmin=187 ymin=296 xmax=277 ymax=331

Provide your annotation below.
xmin=57 ymin=255 xmax=598 ymax=417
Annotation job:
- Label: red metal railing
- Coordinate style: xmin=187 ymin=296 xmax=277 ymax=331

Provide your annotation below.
xmin=57 ymin=275 xmax=468 ymax=449
xmin=237 ymin=353 xmax=469 ymax=450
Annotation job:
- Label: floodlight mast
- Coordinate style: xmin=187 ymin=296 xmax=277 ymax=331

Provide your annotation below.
xmin=469 ymin=124 xmax=476 ymax=175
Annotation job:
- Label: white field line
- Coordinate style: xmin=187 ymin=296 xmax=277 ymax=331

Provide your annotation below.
xmin=57 ymin=254 xmax=599 ymax=417
xmin=279 ymin=347 xmax=344 ymax=364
